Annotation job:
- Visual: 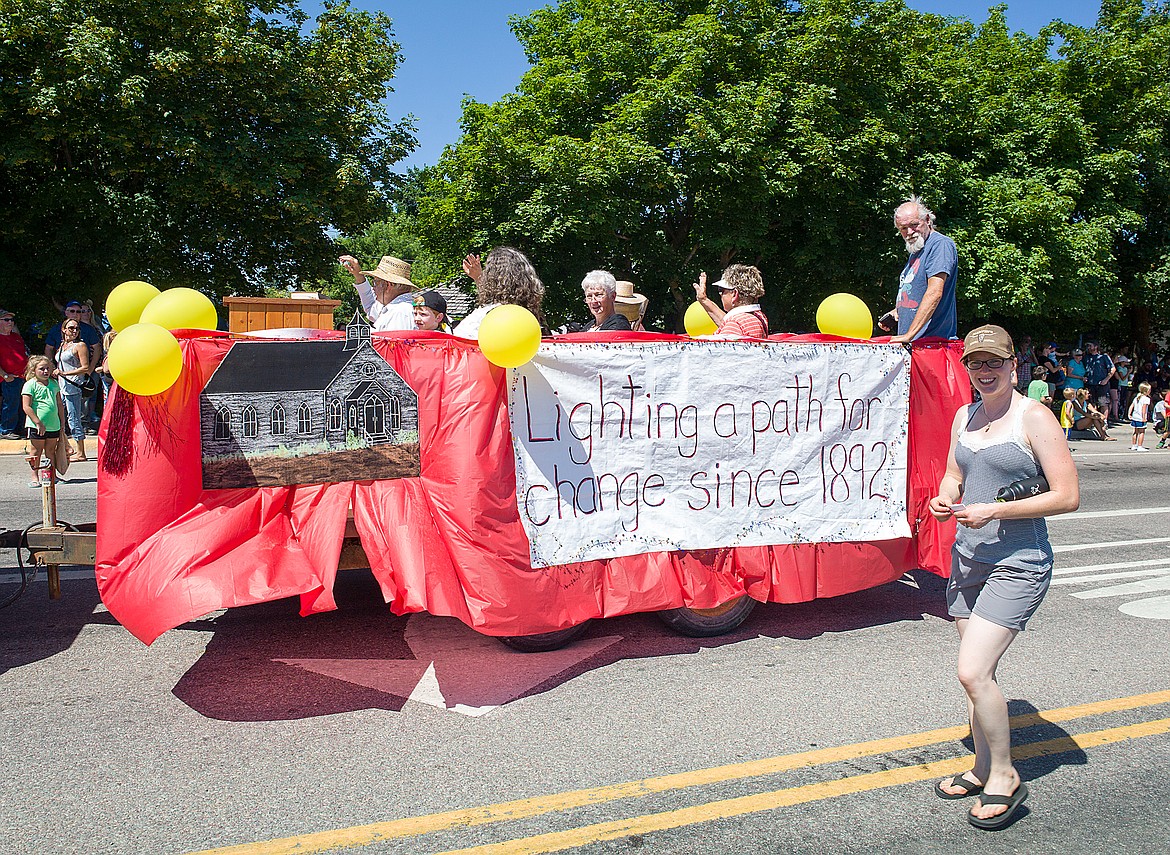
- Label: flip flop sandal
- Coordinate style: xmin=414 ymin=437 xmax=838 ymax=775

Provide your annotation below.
xmin=934 ymin=771 xmax=983 ymax=800
xmin=968 ymin=782 xmax=1029 ymax=830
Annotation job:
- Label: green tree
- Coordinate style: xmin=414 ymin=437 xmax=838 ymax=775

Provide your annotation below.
xmin=418 ymin=0 xmax=1137 ymax=338
xmin=0 ymin=0 xmax=414 ymax=325
xmin=1056 ymin=0 xmax=1170 ymax=343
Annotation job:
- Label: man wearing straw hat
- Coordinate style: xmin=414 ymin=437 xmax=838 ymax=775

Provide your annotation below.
xmin=614 ymin=280 xmax=649 ymax=331
xmin=339 ymin=254 xmax=416 ymax=331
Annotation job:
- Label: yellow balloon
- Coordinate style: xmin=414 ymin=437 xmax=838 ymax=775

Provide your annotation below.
xmin=105 ymin=280 xmax=160 ymax=332
xmin=107 ymin=323 xmax=183 ymax=396
xmin=684 ymin=301 xmax=718 ymax=337
xmin=139 ymin=287 xmax=219 ymax=332
xmin=816 ymin=293 xmax=874 ymax=339
xmin=477 ymin=305 xmax=542 ymax=368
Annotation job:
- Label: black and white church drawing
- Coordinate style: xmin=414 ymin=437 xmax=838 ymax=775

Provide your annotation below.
xmin=199 ymin=314 xmax=421 ymax=488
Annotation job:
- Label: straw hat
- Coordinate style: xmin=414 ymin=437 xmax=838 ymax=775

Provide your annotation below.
xmin=614 ymin=280 xmax=648 ymax=323
xmin=361 ymin=255 xmax=414 ymax=287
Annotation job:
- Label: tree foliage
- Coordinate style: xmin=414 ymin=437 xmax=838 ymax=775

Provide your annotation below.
xmin=0 ymin=0 xmax=414 ymax=322
xmin=418 ymin=0 xmax=1170 ymax=340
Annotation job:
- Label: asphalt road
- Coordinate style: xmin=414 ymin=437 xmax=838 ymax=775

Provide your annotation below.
xmin=1 ymin=430 xmax=1168 ymax=854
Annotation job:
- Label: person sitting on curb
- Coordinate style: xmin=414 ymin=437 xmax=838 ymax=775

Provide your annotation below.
xmin=1072 ymin=389 xmax=1113 ymax=441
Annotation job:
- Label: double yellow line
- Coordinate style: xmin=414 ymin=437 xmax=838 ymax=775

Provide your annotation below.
xmin=192 ymin=689 xmax=1170 ymax=855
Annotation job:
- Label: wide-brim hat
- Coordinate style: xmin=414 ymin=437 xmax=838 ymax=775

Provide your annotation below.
xmin=962 ymin=324 xmax=1014 ymax=361
xmin=614 ymin=280 xmax=648 ymax=321
xmin=361 ymin=255 xmax=414 ymax=287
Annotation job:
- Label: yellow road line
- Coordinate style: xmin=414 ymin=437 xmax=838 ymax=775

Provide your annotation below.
xmin=436 ymin=717 xmax=1170 ymax=855
xmin=188 ymin=688 xmax=1170 ymax=855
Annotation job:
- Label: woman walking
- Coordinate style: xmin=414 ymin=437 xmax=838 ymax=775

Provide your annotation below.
xmin=929 ymin=325 xmax=1079 ymax=830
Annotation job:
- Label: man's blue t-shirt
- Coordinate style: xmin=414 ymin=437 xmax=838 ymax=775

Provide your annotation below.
xmin=896 ymin=230 xmax=958 ymax=340
xmin=1085 ymin=352 xmax=1113 ymax=387
xmin=45 ymin=321 xmax=101 ymax=351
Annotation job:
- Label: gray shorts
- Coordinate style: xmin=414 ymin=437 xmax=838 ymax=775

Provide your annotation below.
xmin=947 ymin=552 xmax=1052 ymax=631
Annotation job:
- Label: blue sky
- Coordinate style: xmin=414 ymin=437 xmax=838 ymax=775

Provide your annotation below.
xmin=361 ymin=1 xmax=1106 ymax=168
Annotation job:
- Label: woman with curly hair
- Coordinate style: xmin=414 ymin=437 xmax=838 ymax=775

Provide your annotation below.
xmin=455 ymin=247 xmax=547 ymax=338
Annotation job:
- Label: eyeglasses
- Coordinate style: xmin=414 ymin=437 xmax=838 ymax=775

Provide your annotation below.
xmin=63 ymin=325 xmax=79 ymax=331
xmin=965 ymin=358 xmax=1006 ymax=370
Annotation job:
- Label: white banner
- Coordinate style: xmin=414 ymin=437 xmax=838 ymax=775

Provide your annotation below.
xmin=509 ymin=340 xmax=912 ymax=567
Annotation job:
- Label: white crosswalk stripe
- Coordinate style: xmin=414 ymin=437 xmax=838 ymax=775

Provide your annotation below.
xmin=1053 ymin=557 xmax=1170 ymax=576
xmin=1072 ymin=575 xmax=1170 ymax=599
xmin=1053 ymin=535 xmax=1170 ymax=553
xmin=1051 ymin=568 xmax=1170 ymax=586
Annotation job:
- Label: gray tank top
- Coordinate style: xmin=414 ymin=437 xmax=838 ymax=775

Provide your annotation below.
xmin=55 ymin=342 xmax=84 ymax=391
xmin=954 ymin=400 xmax=1053 ymax=569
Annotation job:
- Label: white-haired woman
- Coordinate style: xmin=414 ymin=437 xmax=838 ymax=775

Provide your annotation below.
xmin=568 ymin=270 xmax=631 ymax=332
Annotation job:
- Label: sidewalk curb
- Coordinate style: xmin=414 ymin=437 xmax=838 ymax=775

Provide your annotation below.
xmin=0 ymin=439 xmax=31 ymax=455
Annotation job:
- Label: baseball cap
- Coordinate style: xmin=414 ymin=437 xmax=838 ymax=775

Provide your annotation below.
xmin=0 ymin=309 xmax=14 ymax=320
xmin=1072 ymin=348 xmax=1083 ymax=356
xmin=962 ymin=325 xmax=1014 ymax=361
xmin=414 ymin=290 xmax=447 ymax=315
xmin=64 ymin=300 xmax=83 ymax=309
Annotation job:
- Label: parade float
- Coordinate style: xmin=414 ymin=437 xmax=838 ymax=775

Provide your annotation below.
xmin=73 ymin=281 xmax=968 ymax=650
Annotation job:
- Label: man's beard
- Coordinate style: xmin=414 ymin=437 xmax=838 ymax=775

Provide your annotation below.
xmin=904 ymin=234 xmax=926 ymax=253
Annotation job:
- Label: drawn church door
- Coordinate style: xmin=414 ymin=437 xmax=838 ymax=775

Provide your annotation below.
xmin=364 ymin=397 xmax=385 ymax=436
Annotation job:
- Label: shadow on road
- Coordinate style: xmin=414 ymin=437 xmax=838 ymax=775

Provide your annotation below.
xmin=0 ymin=571 xmax=118 ymax=676
xmin=169 ymin=568 xmax=952 ymax=722
xmin=954 ymin=699 xmax=1089 ymax=828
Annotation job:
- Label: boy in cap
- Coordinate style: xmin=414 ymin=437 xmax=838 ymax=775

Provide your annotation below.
xmin=412 ymin=291 xmax=450 ymax=332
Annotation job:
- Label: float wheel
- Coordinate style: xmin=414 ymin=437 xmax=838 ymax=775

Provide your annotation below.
xmin=656 ymin=595 xmax=757 ymax=637
xmin=499 ymin=620 xmax=593 ymax=652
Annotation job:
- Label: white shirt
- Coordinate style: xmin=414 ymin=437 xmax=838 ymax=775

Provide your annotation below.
xmin=452 ymin=303 xmax=501 ymax=339
xmin=355 ymin=280 xmax=415 ymax=331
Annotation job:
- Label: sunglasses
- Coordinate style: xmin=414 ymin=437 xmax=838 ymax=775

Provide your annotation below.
xmin=965 ymin=358 xmax=1007 ymax=370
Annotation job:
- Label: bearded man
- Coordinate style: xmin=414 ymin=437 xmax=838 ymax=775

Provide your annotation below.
xmin=888 ymin=196 xmax=958 ymax=344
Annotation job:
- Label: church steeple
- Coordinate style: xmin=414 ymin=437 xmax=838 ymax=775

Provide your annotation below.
xmin=343 ymin=309 xmax=371 ymax=351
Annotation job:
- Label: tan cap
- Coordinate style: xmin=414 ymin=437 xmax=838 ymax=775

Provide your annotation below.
xmin=361 ymin=255 xmax=414 ymax=287
xmin=962 ymin=325 xmax=1014 ymax=361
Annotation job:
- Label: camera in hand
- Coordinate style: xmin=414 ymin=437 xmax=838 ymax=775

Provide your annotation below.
xmin=877 ymin=311 xmax=897 ymax=333
xmin=995 ymin=475 xmax=1050 ymax=502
